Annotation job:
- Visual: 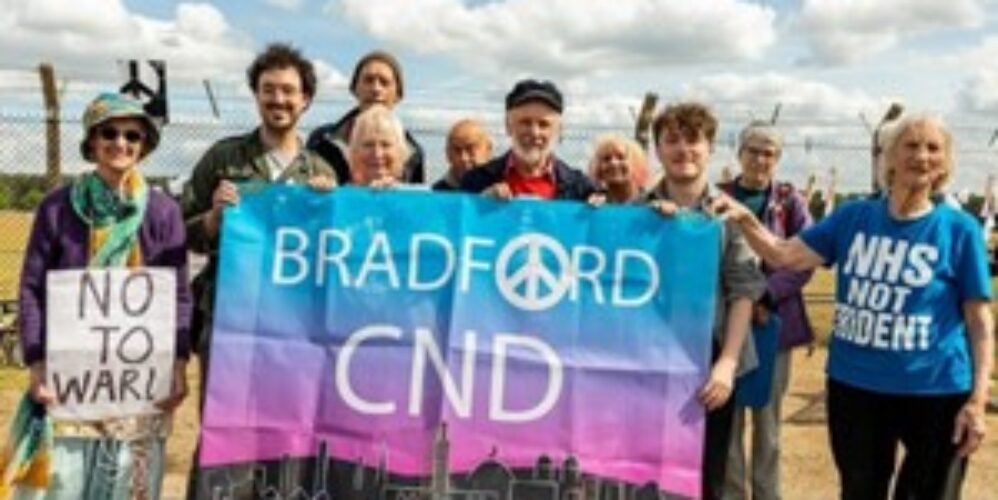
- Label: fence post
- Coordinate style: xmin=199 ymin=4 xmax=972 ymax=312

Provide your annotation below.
xmin=634 ymin=92 xmax=658 ymax=150
xmin=39 ymin=63 xmax=61 ymax=190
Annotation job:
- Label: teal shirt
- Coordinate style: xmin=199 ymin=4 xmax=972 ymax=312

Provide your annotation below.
xmin=732 ymin=182 xmax=769 ymax=220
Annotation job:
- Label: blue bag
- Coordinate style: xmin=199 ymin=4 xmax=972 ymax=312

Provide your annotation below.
xmin=735 ymin=315 xmax=782 ymax=408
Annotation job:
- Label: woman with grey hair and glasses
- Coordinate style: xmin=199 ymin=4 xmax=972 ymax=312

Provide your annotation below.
xmin=719 ymin=121 xmax=815 ymax=500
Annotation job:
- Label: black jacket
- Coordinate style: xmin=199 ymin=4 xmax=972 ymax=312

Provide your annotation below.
xmin=306 ymin=107 xmax=425 ymax=185
xmin=459 ymin=151 xmax=595 ymax=201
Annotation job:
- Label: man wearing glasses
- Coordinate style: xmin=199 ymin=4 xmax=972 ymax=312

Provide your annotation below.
xmin=180 ymin=43 xmax=334 ymax=499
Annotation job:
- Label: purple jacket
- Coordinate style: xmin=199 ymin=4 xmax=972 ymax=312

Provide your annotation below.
xmin=18 ymin=185 xmax=192 ymax=365
xmin=720 ymin=179 xmax=815 ymax=350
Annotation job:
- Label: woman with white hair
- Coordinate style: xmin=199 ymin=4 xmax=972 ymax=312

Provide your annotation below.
xmin=586 ymin=134 xmax=649 ymax=204
xmin=347 ymin=104 xmax=411 ymax=187
xmin=715 ymin=113 xmax=994 ymax=498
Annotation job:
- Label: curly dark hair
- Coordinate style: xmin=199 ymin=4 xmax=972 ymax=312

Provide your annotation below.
xmin=652 ymin=101 xmax=718 ymax=145
xmin=246 ymin=42 xmax=317 ymax=99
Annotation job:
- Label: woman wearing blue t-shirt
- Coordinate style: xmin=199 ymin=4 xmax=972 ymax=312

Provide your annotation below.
xmin=716 ymin=113 xmax=994 ymax=499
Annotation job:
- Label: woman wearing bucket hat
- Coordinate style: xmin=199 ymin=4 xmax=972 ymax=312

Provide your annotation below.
xmin=11 ymin=92 xmax=191 ymax=498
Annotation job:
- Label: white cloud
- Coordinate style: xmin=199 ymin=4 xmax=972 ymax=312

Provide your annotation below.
xmin=667 ymin=73 xmax=896 ymax=191
xmin=952 ymin=37 xmax=998 ymax=114
xmin=263 ymin=0 xmax=304 ymax=11
xmin=312 ymin=60 xmax=349 ymax=96
xmin=680 ymin=72 xmax=884 ymax=121
xmin=957 ymin=70 xmax=998 ymax=115
xmin=334 ymin=0 xmax=777 ymax=81
xmin=0 ymin=0 xmax=254 ymax=82
xmin=799 ymin=0 xmax=985 ymax=64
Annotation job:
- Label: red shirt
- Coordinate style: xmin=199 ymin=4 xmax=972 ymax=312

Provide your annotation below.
xmin=503 ymin=155 xmax=557 ymax=199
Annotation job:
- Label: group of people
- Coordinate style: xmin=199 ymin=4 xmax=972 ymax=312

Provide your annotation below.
xmin=7 ymin=41 xmax=993 ymax=500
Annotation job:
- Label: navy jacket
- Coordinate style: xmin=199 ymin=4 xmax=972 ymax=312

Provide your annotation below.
xmin=459 ymin=151 xmax=595 ymax=201
xmin=306 ymin=107 xmax=425 ymax=185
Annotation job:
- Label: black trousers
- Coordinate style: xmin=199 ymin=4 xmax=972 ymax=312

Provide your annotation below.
xmin=702 ymin=392 xmax=735 ymax=500
xmin=700 ymin=339 xmax=736 ymax=500
xmin=826 ymin=378 xmax=969 ymax=500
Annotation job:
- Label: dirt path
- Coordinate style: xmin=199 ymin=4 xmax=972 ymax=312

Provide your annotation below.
xmin=778 ymin=349 xmax=997 ymax=499
xmin=2 ymin=350 xmax=996 ymax=499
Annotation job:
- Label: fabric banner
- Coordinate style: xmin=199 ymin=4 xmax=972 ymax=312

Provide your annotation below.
xmin=199 ymin=186 xmax=720 ymax=498
xmin=45 ymin=268 xmax=176 ymax=421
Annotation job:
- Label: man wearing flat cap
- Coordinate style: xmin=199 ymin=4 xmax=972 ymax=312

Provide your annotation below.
xmin=307 ymin=50 xmax=425 ymax=185
xmin=460 ymin=79 xmax=594 ymax=200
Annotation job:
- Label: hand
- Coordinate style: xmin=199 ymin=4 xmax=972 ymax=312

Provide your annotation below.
xmin=156 ymin=360 xmax=189 ymax=413
xmin=710 ymin=194 xmax=752 ymax=224
xmin=699 ymin=358 xmax=736 ymax=411
xmin=211 ymin=180 xmax=240 ymax=212
xmin=28 ymin=362 xmax=55 ymax=406
xmin=369 ymin=177 xmax=398 ymax=190
xmin=587 ymin=193 xmax=607 ymax=207
xmin=649 ymin=199 xmax=679 ymax=217
xmin=752 ymin=302 xmax=771 ymax=326
xmin=307 ymin=174 xmax=336 ymax=192
xmin=484 ymin=182 xmax=513 ymax=200
xmin=205 ymin=180 xmax=240 ymax=238
xmin=953 ymin=400 xmax=987 ymax=457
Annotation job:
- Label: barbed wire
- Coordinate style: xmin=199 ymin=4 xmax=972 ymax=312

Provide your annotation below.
xmin=2 ymin=65 xmax=995 ymax=130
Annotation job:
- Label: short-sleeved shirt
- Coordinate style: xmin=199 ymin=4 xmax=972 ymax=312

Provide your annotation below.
xmin=800 ymin=197 xmax=993 ymax=395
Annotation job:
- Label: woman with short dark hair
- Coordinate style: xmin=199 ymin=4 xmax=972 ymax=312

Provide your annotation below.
xmin=308 ymin=50 xmax=425 ymax=185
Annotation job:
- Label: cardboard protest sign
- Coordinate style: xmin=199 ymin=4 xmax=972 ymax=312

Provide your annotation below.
xmin=45 ymin=268 xmax=176 ymax=421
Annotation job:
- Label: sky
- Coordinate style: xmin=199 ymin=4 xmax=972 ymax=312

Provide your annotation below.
xmin=1 ymin=0 xmax=996 ymax=192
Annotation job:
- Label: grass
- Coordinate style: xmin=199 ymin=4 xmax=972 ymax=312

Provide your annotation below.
xmin=0 ymin=211 xmax=32 ymax=302
xmin=803 ymin=268 xmax=835 ymax=344
xmin=0 ymin=365 xmax=26 ymax=390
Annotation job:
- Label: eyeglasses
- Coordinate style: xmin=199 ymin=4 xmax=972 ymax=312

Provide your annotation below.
xmin=98 ymin=126 xmax=145 ymax=144
xmin=743 ymin=145 xmax=778 ymax=159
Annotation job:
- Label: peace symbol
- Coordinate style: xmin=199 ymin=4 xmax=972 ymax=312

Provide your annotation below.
xmin=495 ymin=233 xmax=571 ymax=311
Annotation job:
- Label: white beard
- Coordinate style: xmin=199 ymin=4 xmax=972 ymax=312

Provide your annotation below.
xmin=512 ymin=143 xmax=551 ymax=167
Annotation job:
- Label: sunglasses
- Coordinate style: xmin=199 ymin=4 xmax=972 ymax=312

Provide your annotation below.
xmin=98 ymin=126 xmax=145 ymax=144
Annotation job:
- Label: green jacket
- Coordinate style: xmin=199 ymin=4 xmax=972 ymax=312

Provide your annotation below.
xmin=181 ymin=129 xmax=334 ymax=349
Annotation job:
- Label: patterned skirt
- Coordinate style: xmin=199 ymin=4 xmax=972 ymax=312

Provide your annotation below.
xmin=14 ymin=416 xmax=169 ymax=500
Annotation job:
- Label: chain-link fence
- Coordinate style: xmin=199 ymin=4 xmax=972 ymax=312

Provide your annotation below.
xmin=3 ymin=69 xmax=997 ymax=365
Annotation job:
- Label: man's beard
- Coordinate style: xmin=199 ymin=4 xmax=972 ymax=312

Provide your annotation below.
xmin=262 ymin=106 xmax=299 ymax=135
xmin=512 ymin=142 xmax=552 ymax=167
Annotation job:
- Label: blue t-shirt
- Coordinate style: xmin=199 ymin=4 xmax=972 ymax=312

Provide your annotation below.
xmin=800 ymin=197 xmax=993 ymax=395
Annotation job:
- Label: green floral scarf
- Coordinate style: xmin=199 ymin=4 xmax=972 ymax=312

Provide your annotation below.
xmin=70 ymin=170 xmax=148 ymax=267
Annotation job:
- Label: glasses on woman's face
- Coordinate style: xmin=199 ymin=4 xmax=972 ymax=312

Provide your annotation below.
xmin=98 ymin=126 xmax=144 ymax=144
